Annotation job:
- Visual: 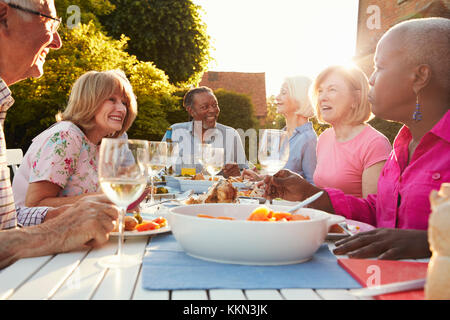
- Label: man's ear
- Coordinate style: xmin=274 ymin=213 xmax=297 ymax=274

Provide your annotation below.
xmin=186 ymin=106 xmax=195 ymax=118
xmin=412 ymin=64 xmax=432 ymax=94
xmin=0 ymin=2 xmax=9 ymax=31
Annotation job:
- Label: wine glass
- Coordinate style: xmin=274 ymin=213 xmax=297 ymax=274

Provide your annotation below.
xmin=98 ymin=138 xmax=148 ymax=268
xmin=258 ymin=129 xmax=290 ymax=176
xmin=202 ymin=145 xmax=224 ymax=181
xmin=147 ymin=141 xmax=167 ymax=205
xmin=165 ymin=142 xmax=179 ymax=176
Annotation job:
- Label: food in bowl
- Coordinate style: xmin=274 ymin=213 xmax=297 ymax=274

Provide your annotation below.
xmin=168 ymin=203 xmax=345 ymax=265
xmin=196 ymin=205 xmax=310 ymax=222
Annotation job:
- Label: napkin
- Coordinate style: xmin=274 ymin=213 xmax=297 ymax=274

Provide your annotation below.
xmin=338 ymin=258 xmax=428 ymax=300
xmin=142 ymin=234 xmax=361 ymax=290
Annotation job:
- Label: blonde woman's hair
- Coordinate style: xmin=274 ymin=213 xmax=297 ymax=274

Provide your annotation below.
xmin=59 ymin=70 xmax=137 ymax=138
xmin=311 ymin=65 xmax=372 ymax=125
xmin=284 ymin=75 xmax=315 ymax=118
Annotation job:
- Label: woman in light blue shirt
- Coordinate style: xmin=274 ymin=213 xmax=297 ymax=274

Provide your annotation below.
xmin=243 ymin=76 xmax=317 ymax=184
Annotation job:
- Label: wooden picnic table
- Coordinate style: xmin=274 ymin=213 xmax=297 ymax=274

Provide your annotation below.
xmin=0 ymin=234 xmax=370 ymax=300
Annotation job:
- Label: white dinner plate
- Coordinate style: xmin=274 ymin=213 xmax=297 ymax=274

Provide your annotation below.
xmin=110 ymin=225 xmax=171 ymax=238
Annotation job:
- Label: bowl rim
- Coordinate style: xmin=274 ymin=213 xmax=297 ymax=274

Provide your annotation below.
xmin=169 ymin=203 xmax=331 ymax=224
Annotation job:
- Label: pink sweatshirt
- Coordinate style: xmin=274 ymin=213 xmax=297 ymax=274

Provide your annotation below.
xmin=326 ymin=111 xmax=450 ymax=230
xmin=314 ymin=125 xmax=391 ymax=198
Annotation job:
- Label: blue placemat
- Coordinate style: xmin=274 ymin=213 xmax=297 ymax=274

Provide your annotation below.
xmin=142 ymin=233 xmax=361 ymax=290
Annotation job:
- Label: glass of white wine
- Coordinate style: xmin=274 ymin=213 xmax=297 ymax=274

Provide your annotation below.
xmin=165 ymin=142 xmax=179 ymax=176
xmin=98 ymin=138 xmax=148 ymax=268
xmin=202 ymin=145 xmax=224 ymax=181
xmin=147 ymin=141 xmax=167 ymax=205
xmin=258 ymin=129 xmax=290 ymax=176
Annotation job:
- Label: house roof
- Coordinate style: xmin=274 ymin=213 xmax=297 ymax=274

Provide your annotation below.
xmin=199 ymin=71 xmax=267 ymax=118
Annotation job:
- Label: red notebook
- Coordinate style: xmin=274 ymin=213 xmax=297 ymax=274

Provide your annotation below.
xmin=338 ymin=258 xmax=428 ymax=300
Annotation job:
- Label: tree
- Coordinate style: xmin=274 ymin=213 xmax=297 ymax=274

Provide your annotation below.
xmin=55 ymin=0 xmax=115 ymax=28
xmin=6 ymin=22 xmax=178 ymax=150
xmin=215 ymin=89 xmax=259 ymax=132
xmin=262 ymin=95 xmax=285 ymax=129
xmin=99 ymin=0 xmax=212 ymax=85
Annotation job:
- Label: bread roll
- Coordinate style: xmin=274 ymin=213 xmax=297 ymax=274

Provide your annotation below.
xmin=425 ymin=183 xmax=450 ymax=300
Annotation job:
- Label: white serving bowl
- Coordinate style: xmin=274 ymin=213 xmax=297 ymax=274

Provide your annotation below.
xmin=168 ymin=203 xmax=345 ymax=265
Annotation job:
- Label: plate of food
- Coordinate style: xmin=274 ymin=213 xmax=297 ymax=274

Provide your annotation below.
xmin=326 ymin=219 xmax=375 ymax=240
xmin=181 ymin=178 xmax=268 ymax=206
xmin=176 ymin=173 xmax=255 ymax=193
xmin=110 ymin=214 xmax=171 ymax=238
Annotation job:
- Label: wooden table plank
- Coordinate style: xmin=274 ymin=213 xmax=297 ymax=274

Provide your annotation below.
xmin=51 ymin=240 xmax=117 ymax=300
xmin=9 ymin=250 xmax=88 ymax=300
xmin=315 ymin=289 xmax=359 ymax=300
xmin=245 ymin=290 xmax=284 ymax=300
xmin=209 ymin=289 xmax=246 ymax=300
xmin=91 ymin=237 xmax=148 ymax=300
xmin=280 ymin=288 xmax=322 ymax=300
xmin=171 ymin=290 xmax=208 ymax=300
xmin=0 ymin=255 xmax=53 ymax=300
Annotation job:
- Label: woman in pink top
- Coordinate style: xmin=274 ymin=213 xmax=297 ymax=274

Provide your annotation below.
xmin=12 ymin=70 xmax=137 ymax=215
xmin=262 ymin=18 xmax=449 ymax=260
xmin=312 ymin=65 xmax=392 ymax=198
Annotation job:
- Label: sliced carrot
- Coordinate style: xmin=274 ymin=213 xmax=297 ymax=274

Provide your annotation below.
xmin=197 ymin=214 xmax=216 ymax=219
xmin=290 ymin=214 xmax=310 ymax=221
xmin=217 ymin=216 xmax=235 ymax=220
xmin=136 ymin=221 xmax=160 ymax=232
xmin=272 ymin=212 xmax=292 ymax=221
xmin=247 ymin=206 xmax=271 ymax=221
xmin=152 ymin=217 xmax=167 ymax=226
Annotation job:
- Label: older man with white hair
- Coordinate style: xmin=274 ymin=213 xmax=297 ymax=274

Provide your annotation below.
xmin=0 ymin=0 xmax=119 ymax=269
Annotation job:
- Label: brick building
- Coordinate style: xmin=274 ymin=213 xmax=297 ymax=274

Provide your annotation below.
xmin=199 ymin=71 xmax=267 ymax=124
xmin=355 ymin=0 xmax=449 ymax=76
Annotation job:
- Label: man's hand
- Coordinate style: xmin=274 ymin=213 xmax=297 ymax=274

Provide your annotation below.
xmin=241 ymin=168 xmax=263 ymax=181
xmin=333 ymin=228 xmax=431 ymax=260
xmin=32 ymin=194 xmax=119 ymax=253
xmin=1 ymin=194 xmax=119 ymax=269
xmin=222 ymin=163 xmax=241 ymax=178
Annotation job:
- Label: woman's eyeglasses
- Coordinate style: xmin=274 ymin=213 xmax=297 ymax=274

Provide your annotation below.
xmin=8 ymin=3 xmax=61 ymax=33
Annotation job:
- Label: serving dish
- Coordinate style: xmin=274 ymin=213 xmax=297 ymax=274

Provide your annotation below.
xmin=168 ymin=203 xmax=345 ymax=265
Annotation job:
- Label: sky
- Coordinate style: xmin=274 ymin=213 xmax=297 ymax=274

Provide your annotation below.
xmin=193 ymin=0 xmax=359 ymax=97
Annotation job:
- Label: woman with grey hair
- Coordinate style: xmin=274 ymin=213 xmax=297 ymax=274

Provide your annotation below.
xmin=243 ymin=76 xmax=317 ymax=183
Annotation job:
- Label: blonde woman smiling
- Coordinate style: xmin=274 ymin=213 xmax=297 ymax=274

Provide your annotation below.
xmin=311 ymin=65 xmax=392 ymax=198
xmin=12 ymin=70 xmax=137 ymax=214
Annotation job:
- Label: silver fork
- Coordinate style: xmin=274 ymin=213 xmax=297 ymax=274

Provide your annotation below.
xmin=144 ymin=189 xmax=194 ymax=208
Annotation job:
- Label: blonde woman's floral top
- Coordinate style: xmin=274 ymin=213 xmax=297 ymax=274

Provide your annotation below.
xmin=12 ymin=121 xmax=99 ymax=207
